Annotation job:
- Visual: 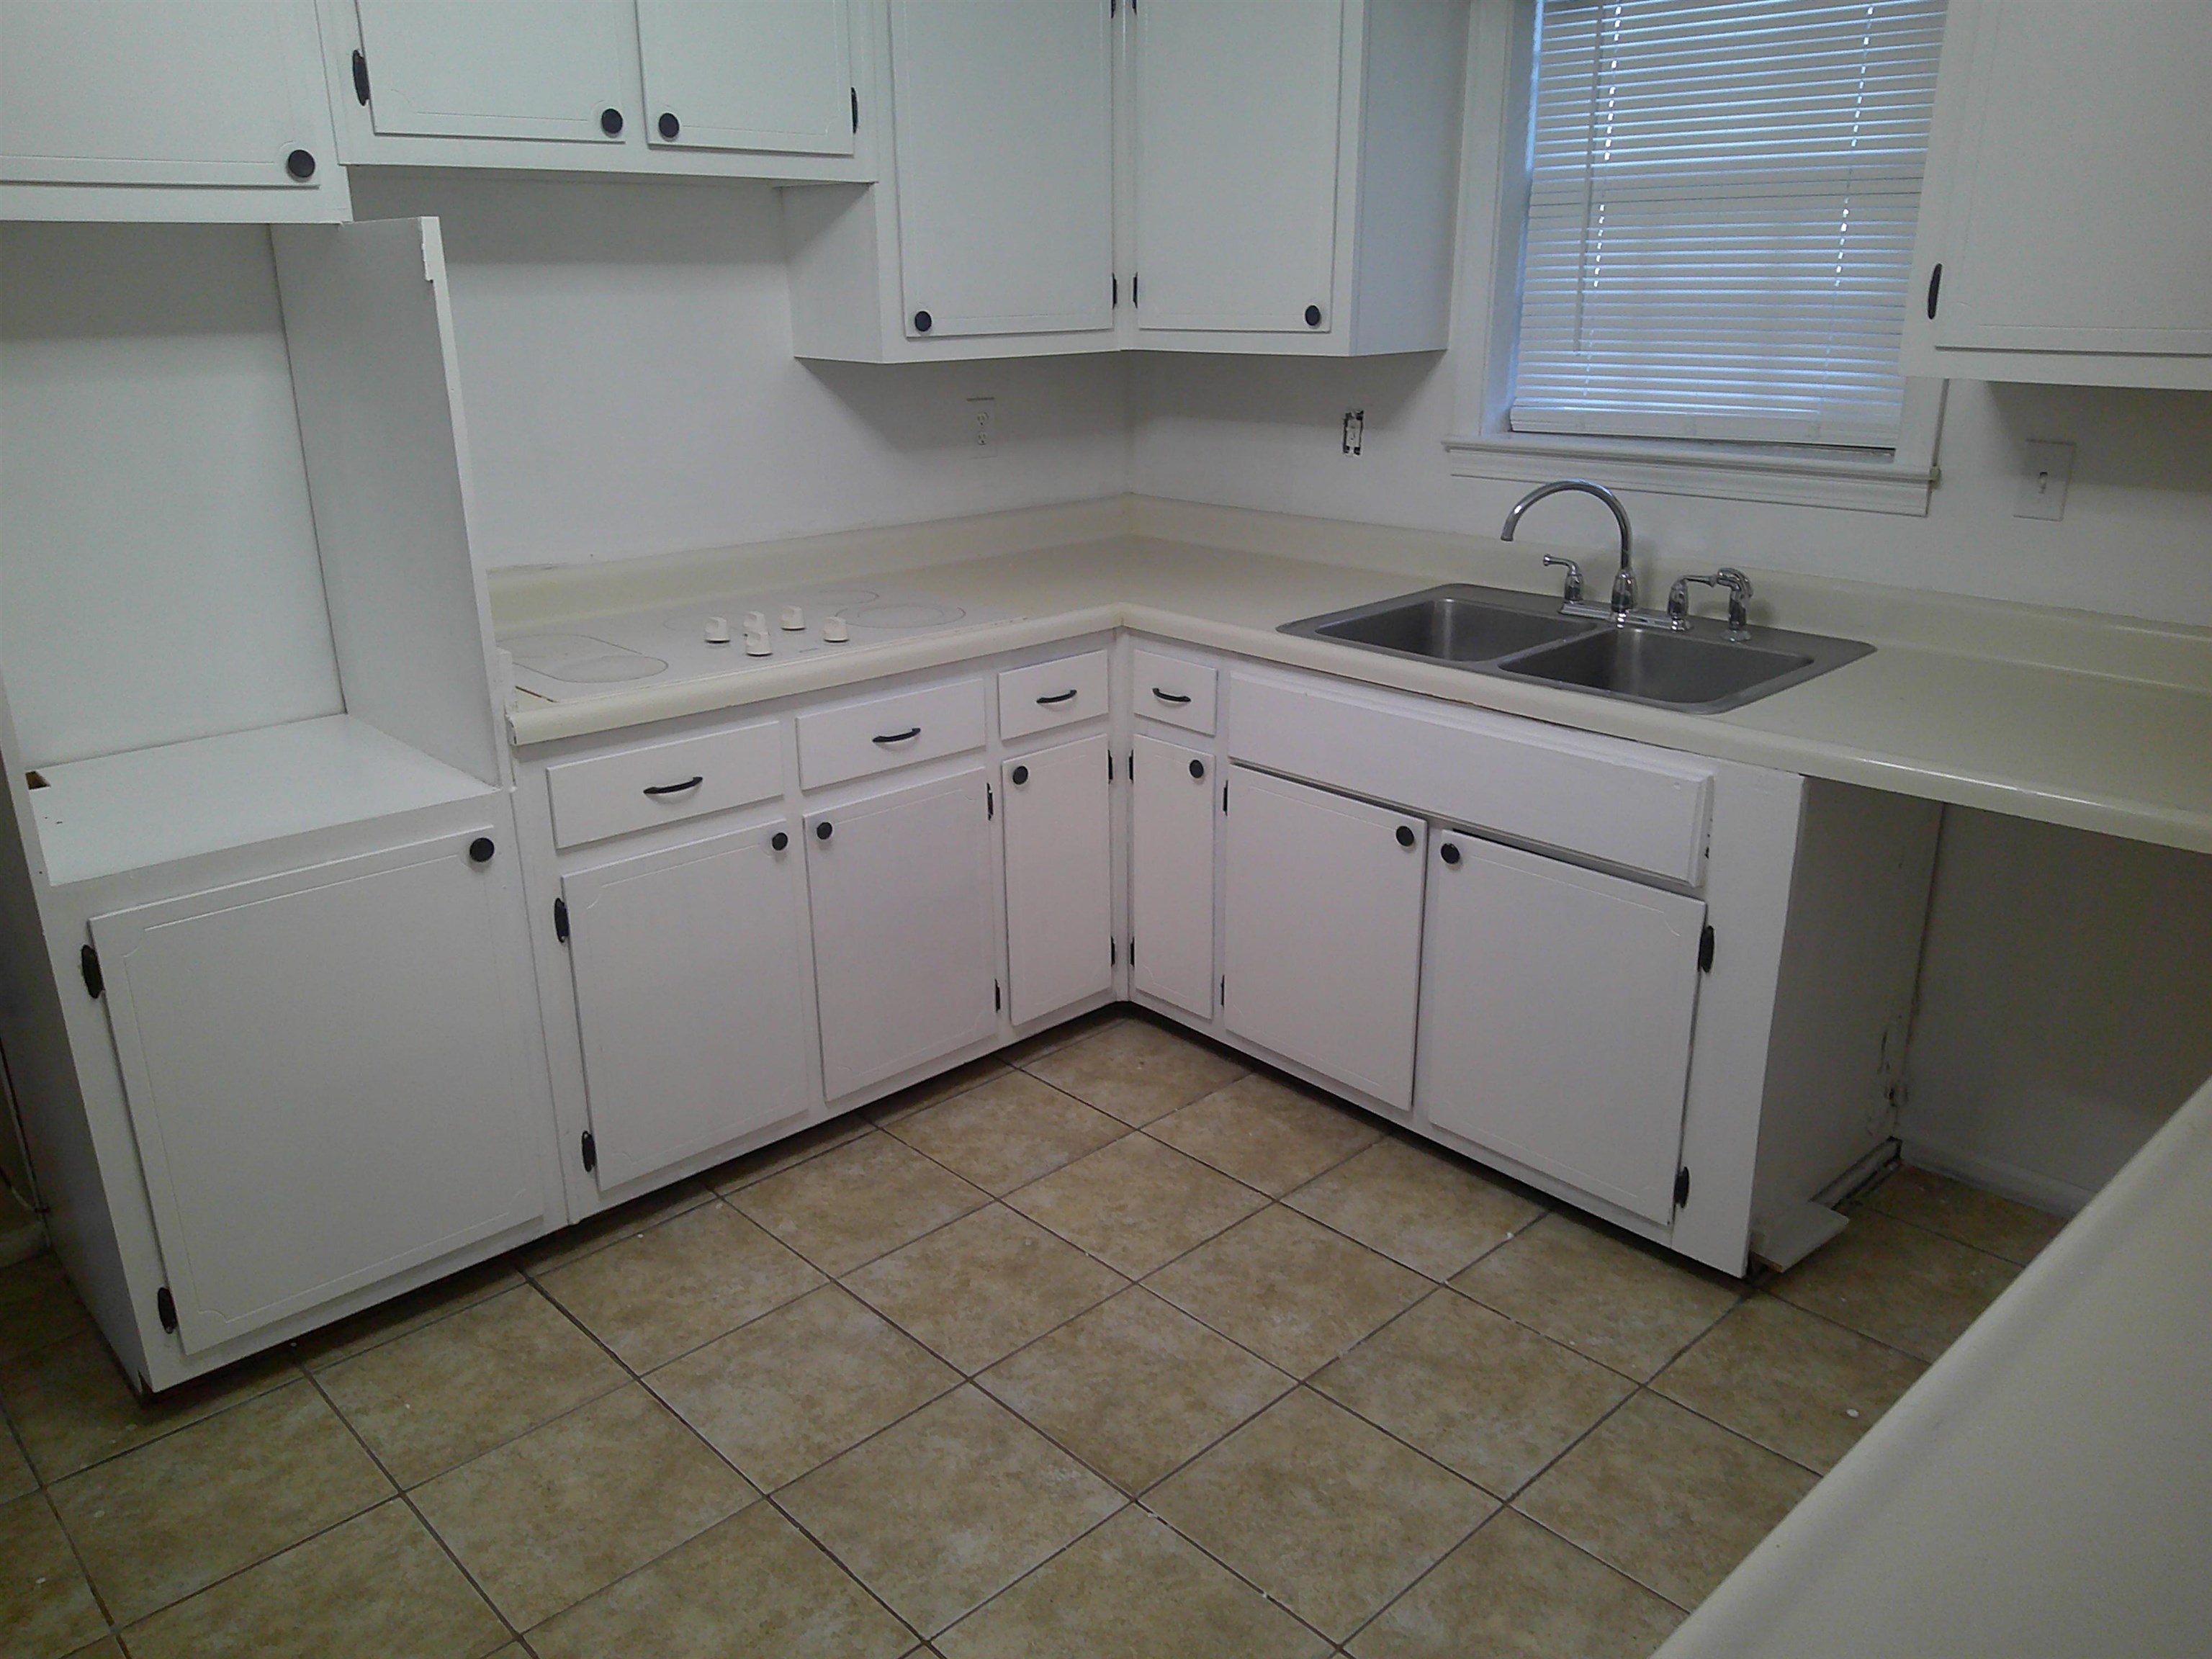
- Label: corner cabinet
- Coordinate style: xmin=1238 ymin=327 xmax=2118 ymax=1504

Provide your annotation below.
xmin=1002 ymin=735 xmax=1114 ymax=1028
xmin=1128 ymin=731 xmax=1218 ymax=1022
xmin=1902 ymin=0 xmax=2212 ymax=389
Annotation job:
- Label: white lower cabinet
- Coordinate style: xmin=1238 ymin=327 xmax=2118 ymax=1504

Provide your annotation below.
xmin=1129 ymin=732 xmax=1216 ymax=1020
xmin=559 ymin=820 xmax=814 ymax=1192
xmin=1220 ymin=765 xmax=1425 ymax=1109
xmin=1415 ymin=830 xmax=1707 ymax=1225
xmin=88 ymin=828 xmax=545 ymax=1354
xmin=806 ymin=768 xmax=999 ymax=1100
xmin=1002 ymin=734 xmax=1112 ymax=1028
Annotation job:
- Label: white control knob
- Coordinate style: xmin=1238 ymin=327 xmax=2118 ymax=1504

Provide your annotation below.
xmin=780 ymin=605 xmax=806 ymax=631
xmin=822 ymin=616 xmax=850 ymax=642
xmin=704 ymin=615 xmax=732 ymax=644
xmin=743 ymin=611 xmax=768 ymax=634
xmin=744 ymin=630 xmax=772 ymax=657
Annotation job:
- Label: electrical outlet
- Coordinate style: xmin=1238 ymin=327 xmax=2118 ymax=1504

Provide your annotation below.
xmin=1342 ymin=409 xmax=1364 ymax=455
xmin=966 ymin=396 xmax=996 ymax=459
xmin=2014 ymin=439 xmax=2073 ymax=520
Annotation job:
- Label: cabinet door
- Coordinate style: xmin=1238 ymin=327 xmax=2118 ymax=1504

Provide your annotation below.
xmin=1130 ymin=733 xmax=1215 ymax=1020
xmin=1920 ymin=1 xmax=2212 ymax=364
xmin=637 ymin=0 xmax=855 ymax=156
xmin=1220 ymin=765 xmax=1423 ymax=1107
xmin=562 ymin=822 xmax=814 ymax=1192
xmin=354 ymin=0 xmax=631 ymax=143
xmin=806 ymin=768 xmax=998 ymax=1100
xmin=1132 ymin=0 xmax=1344 ymax=335
xmin=889 ymin=0 xmax=1113 ymax=338
xmin=89 ymin=830 xmax=544 ymax=1353
xmin=1416 ymin=832 xmax=1704 ymax=1225
xmin=1003 ymin=735 xmax=1112 ymax=1028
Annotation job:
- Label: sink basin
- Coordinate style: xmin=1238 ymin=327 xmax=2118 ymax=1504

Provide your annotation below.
xmin=1498 ymin=628 xmax=1815 ymax=712
xmin=1310 ymin=591 xmax=1593 ymax=663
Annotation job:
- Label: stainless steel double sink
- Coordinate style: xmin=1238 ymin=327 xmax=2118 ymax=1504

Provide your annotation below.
xmin=1280 ymin=585 xmax=1872 ymax=714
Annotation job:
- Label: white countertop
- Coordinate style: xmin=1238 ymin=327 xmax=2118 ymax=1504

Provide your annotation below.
xmin=490 ymin=498 xmax=2212 ymax=855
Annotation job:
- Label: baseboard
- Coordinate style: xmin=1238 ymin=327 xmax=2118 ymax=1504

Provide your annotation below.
xmin=1898 ymin=1133 xmax=2093 ymax=1218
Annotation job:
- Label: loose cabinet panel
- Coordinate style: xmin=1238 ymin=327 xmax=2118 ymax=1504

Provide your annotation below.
xmin=353 ymin=0 xmax=632 ymax=144
xmin=89 ymin=830 xmax=544 ymax=1353
xmin=889 ymin=0 xmax=1113 ymax=338
xmin=1002 ymin=735 xmax=1112 ymax=1027
xmin=637 ymin=0 xmax=855 ymax=156
xmin=1416 ymin=831 xmax=1704 ymax=1224
xmin=806 ymin=768 xmax=998 ymax=1100
xmin=1130 ymin=733 xmax=1216 ymax=1020
xmin=1132 ymin=0 xmax=1344 ymax=336
xmin=1221 ymin=765 xmax=1424 ymax=1107
xmin=561 ymin=822 xmax=814 ymax=1192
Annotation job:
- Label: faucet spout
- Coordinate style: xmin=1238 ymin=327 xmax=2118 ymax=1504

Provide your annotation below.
xmin=1501 ymin=480 xmax=1635 ymax=615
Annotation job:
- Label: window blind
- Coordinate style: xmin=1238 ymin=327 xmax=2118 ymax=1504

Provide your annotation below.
xmin=1511 ymin=0 xmax=1945 ymax=448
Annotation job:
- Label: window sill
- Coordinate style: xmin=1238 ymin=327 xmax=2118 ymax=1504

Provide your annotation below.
xmin=1443 ymin=428 xmax=1939 ymax=516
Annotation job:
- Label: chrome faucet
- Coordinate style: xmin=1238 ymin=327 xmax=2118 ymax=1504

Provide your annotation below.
xmin=1668 ymin=568 xmax=1755 ymax=639
xmin=1501 ymin=480 xmax=1636 ymax=617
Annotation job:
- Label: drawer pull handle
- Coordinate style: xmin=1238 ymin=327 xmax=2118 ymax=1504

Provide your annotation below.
xmin=873 ymin=727 xmax=922 ymax=745
xmin=1151 ymin=688 xmax=1192 ymax=705
xmin=1035 ymin=688 xmax=1079 ymax=705
xmin=642 ymin=775 xmax=704 ymax=796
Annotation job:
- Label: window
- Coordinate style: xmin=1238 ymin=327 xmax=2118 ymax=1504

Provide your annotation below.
xmin=1509 ymin=0 xmax=1946 ymax=449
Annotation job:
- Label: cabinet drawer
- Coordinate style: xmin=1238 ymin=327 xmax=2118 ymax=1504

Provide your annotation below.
xmin=548 ymin=721 xmax=784 ymax=850
xmin=797 ymin=678 xmax=987 ymax=789
xmin=1132 ymin=647 xmax=1217 ymax=734
xmin=999 ymin=651 xmax=1110 ymax=742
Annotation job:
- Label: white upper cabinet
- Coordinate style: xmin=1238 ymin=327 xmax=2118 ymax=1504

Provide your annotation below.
xmin=351 ymin=0 xmax=629 ymax=144
xmin=0 ymin=0 xmax=349 ymax=220
xmin=1903 ymin=0 xmax=2212 ymax=388
xmin=637 ymin=0 xmax=855 ymax=156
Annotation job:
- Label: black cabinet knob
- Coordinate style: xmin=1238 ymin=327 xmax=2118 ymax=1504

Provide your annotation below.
xmin=1395 ymin=824 xmax=1416 ymax=848
xmin=1189 ymin=758 xmax=1206 ymax=780
xmin=601 ymin=107 xmax=624 ymax=136
xmin=815 ymin=821 xmax=833 ymax=841
xmin=658 ymin=111 xmax=680 ymax=140
xmin=1010 ymin=764 xmax=1030 ymax=786
xmin=770 ymin=830 xmax=789 ymax=852
xmin=1304 ymin=304 xmax=1323 ymax=328
xmin=1441 ymin=842 xmax=1462 ymax=866
xmin=469 ymin=837 xmax=495 ymax=863
xmin=286 ymin=148 xmax=316 ymax=181
xmin=913 ymin=310 xmax=932 ymax=333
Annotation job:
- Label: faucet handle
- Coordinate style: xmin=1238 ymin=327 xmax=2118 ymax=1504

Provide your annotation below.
xmin=1540 ymin=554 xmax=1583 ymax=605
xmin=1670 ymin=569 xmax=1756 ymax=638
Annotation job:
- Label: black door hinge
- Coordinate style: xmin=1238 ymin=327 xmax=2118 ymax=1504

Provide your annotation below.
xmin=81 ymin=944 xmax=102 ymax=999
xmin=1128 ymin=935 xmax=1136 ymax=965
xmin=1219 ymin=974 xmax=1226 ymax=1005
xmin=1127 ymin=748 xmax=1135 ymax=778
xmin=1131 ymin=271 xmax=1138 ymax=307
xmin=156 ymin=1286 xmax=177 ymax=1332
xmin=351 ymin=48 xmax=370 ymax=105
xmin=580 ymin=1130 xmax=597 ymax=1173
xmin=850 ymin=87 xmax=860 ymax=133
xmin=554 ymin=896 xmax=570 ymax=943
xmin=1107 ymin=751 xmax=1115 ymax=781
xmin=1673 ymin=1166 xmax=1691 ymax=1208
xmin=986 ymin=784 xmax=995 ymax=820
xmin=1112 ymin=274 xmax=1120 ymax=308
xmin=1110 ymin=937 xmax=1118 ymax=966
xmin=1698 ymin=924 xmax=1715 ymax=973
xmin=1926 ymin=261 xmax=1942 ymax=320
xmin=994 ymin=979 xmax=1002 ymax=1012
xmin=1222 ymin=783 xmax=1228 ymax=814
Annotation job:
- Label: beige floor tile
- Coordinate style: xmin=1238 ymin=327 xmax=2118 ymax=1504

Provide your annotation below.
xmin=1146 ymin=1206 xmax=1429 ymax=1377
xmin=294 ymin=1259 xmax=525 ymax=1372
xmin=1148 ymin=1071 xmax=1382 ymax=1197
xmin=50 ymin=1377 xmax=391 ymax=1624
xmin=1653 ymin=1295 xmax=1925 ymax=1474
xmin=937 ymin=1505 xmax=1327 ymax=1659
xmin=730 ymin=1133 xmax=988 ymax=1275
xmin=1 ymin=1406 xmax=39 ymax=1502
xmin=1452 ymin=1215 xmax=1740 ymax=1381
xmin=1863 ymin=1165 xmax=2065 ymax=1267
xmin=1314 ymin=1290 xmax=1632 ymax=1496
xmin=516 ymin=1180 xmax=720 ymax=1274
xmin=413 ymin=1383 xmax=752 ymax=1630
xmin=710 ymin=1113 xmax=876 ymax=1192
xmin=649 ymin=1284 xmax=956 ymax=1491
xmin=1004 ymin=1135 xmax=1266 ymax=1277
xmin=869 ymin=1057 xmax=1015 ymax=1128
xmin=529 ymin=1503 xmax=915 ymax=1659
xmin=1286 ymin=1137 xmax=1546 ymax=1280
xmin=537 ymin=1200 xmax=823 ymax=1371
xmin=62 ymin=1641 xmax=125 ymax=1659
xmin=780 ymin=1385 xmax=1123 ymax=1638
xmin=319 ymin=1284 xmax=626 ymax=1486
xmin=0 ymin=1332 xmax=297 ymax=1486
xmin=1022 ymin=1020 xmax=1247 ymax=1126
xmin=885 ymin=1071 xmax=1127 ymax=1195
xmin=1771 ymin=1210 xmax=2019 ymax=1362
xmin=1350 ymin=1508 xmax=1682 ymax=1659
xmin=1148 ymin=1389 xmax=1493 ymax=1642
xmin=999 ymin=1006 xmax=1125 ymax=1069
xmin=1 ymin=1491 xmax=109 ymax=1658
xmin=976 ymin=1286 xmax=1292 ymax=1493
xmin=1517 ymin=1392 xmax=1816 ymax=1609
xmin=120 ymin=1497 xmax=507 ymax=1659
xmin=844 ymin=1205 xmax=1125 ymax=1375
xmin=0 ymin=1256 xmax=94 ymax=1367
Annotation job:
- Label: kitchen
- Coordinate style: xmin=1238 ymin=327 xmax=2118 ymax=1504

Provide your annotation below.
xmin=1 ymin=2 xmax=2208 ymax=1656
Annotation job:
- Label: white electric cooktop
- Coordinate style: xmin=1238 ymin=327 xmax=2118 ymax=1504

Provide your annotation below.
xmin=500 ymin=585 xmax=1021 ymax=705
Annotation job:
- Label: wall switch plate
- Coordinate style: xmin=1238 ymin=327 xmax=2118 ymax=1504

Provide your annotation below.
xmin=2014 ymin=439 xmax=2074 ymax=520
xmin=1342 ymin=409 xmax=1364 ymax=455
xmin=966 ymin=396 xmax=996 ymax=459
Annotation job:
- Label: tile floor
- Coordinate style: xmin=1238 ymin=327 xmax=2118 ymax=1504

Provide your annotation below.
xmin=0 ymin=1010 xmax=2066 ymax=1659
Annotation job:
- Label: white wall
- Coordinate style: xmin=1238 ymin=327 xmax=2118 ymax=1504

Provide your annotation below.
xmin=347 ymin=172 xmax=1131 ymax=571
